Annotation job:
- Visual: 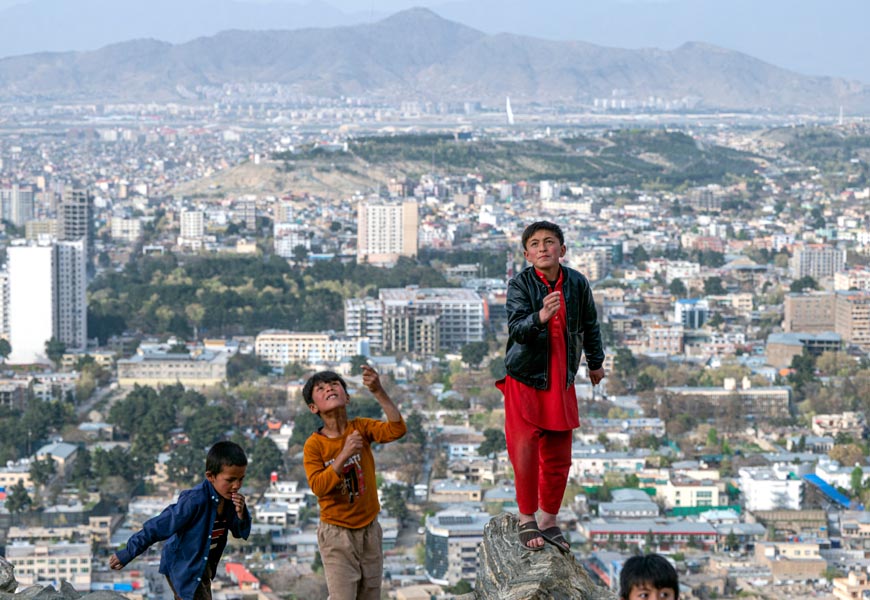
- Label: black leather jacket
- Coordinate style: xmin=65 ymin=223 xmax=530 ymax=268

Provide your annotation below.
xmin=504 ymin=265 xmax=605 ymax=390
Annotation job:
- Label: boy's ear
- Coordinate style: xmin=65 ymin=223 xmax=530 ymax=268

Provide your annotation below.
xmin=308 ymin=403 xmax=319 ymax=415
xmin=560 ymin=244 xmax=566 ymax=257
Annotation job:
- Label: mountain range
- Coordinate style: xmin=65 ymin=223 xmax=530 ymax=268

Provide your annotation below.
xmin=0 ymin=8 xmax=867 ymax=112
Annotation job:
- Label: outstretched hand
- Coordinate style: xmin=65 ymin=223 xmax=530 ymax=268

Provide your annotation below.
xmin=362 ymin=364 xmax=384 ymax=394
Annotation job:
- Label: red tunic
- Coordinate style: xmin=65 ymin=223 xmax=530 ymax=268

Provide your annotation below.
xmin=498 ymin=268 xmax=579 ymax=431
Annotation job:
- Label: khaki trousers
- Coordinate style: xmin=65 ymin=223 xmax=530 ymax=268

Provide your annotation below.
xmin=318 ymin=519 xmax=383 ymax=600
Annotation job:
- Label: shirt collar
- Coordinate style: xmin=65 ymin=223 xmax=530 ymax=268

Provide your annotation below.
xmin=534 ymin=266 xmax=563 ymax=289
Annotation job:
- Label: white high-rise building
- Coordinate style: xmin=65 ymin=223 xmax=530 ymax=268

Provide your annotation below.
xmin=179 ymin=210 xmax=205 ymax=249
xmin=0 ymin=184 xmax=35 ymax=227
xmin=356 ymin=200 xmax=418 ymax=265
xmin=7 ymin=240 xmax=87 ymax=364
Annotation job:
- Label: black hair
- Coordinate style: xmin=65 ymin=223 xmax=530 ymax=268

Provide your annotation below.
xmin=521 ymin=221 xmax=565 ymax=250
xmin=619 ymin=554 xmax=679 ymax=600
xmin=205 ymin=440 xmax=247 ymax=476
xmin=302 ymin=370 xmax=348 ymax=406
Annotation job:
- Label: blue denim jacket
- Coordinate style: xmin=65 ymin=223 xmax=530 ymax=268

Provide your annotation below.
xmin=115 ymin=479 xmax=252 ymax=600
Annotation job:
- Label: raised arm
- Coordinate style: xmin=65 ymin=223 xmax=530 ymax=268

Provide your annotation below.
xmin=362 ymin=364 xmax=402 ymax=422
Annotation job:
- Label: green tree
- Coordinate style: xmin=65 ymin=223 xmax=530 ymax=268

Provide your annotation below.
xmin=227 ymin=353 xmax=273 ymax=386
xmin=29 ymin=456 xmax=56 ymax=487
xmin=402 ymin=411 xmax=426 ymax=446
xmin=380 ymin=483 xmax=410 ymax=523
xmin=185 ymin=304 xmax=206 ymax=340
xmin=851 ymin=466 xmax=864 ymax=496
xmin=185 ymin=405 xmax=233 ymax=449
xmin=790 ymin=276 xmax=819 ymax=292
xmin=448 ymin=581 xmax=473 ymax=595
xmin=167 ymin=445 xmax=202 ymax=486
xmin=4 ymin=480 xmax=32 ymax=519
xmin=632 ymin=245 xmax=649 ymax=265
xmin=45 ymin=337 xmax=66 ymax=367
xmin=636 ymin=372 xmax=655 ymax=392
xmin=70 ymin=447 xmax=92 ymax=484
xmin=289 ymin=410 xmax=323 ymax=447
xmin=707 ymin=428 xmax=719 ymax=447
xmin=614 ymin=347 xmax=637 ymax=378
xmin=488 ymin=357 xmax=506 ymax=380
xmin=461 ymin=342 xmax=489 ymax=369
xmin=248 ymin=436 xmax=284 ymax=482
xmin=292 ymin=244 xmax=309 ymax=264
xmin=0 ymin=338 xmax=10 ymax=362
xmin=788 ymin=349 xmax=817 ymax=396
xmin=668 ymin=278 xmax=687 ymax=298
xmin=704 ymin=277 xmax=726 ymax=295
xmin=725 ymin=530 xmax=738 ymax=551
xmin=478 ymin=428 xmax=506 ymax=457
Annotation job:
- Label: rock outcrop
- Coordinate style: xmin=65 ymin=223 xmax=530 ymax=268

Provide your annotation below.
xmin=0 ymin=557 xmax=127 ymax=600
xmin=468 ymin=513 xmax=618 ymax=600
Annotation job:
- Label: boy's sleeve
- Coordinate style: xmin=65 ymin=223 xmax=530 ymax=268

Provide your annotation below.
xmin=358 ymin=417 xmax=406 ymax=444
xmin=580 ymin=282 xmax=605 ymax=370
xmin=303 ymin=436 xmax=342 ymax=498
xmin=506 ymin=278 xmax=544 ymax=344
xmin=114 ymin=494 xmax=198 ymax=566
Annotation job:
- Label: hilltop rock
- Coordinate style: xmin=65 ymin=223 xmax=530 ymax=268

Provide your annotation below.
xmin=0 ymin=557 xmax=126 ymax=600
xmin=468 ymin=513 xmax=617 ymax=600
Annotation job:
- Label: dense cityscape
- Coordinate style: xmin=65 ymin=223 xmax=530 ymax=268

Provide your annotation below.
xmin=0 ymin=91 xmax=869 ymax=600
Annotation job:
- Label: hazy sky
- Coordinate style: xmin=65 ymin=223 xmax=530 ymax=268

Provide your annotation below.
xmin=0 ymin=0 xmax=866 ymax=83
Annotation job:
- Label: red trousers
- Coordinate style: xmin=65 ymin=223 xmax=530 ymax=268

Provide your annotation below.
xmin=504 ymin=408 xmax=573 ymax=515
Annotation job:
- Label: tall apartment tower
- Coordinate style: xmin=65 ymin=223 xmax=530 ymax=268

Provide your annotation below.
xmin=59 ymin=185 xmax=94 ymax=263
xmin=0 ymin=269 xmax=9 ymax=339
xmin=356 ymin=200 xmax=418 ymax=265
xmin=0 ymin=184 xmax=35 ymax=227
xmin=789 ymin=244 xmax=847 ymax=280
xmin=7 ymin=240 xmax=87 ymax=364
xmin=180 ymin=210 xmax=205 ymax=239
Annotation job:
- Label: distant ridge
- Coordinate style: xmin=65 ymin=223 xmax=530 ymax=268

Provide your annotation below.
xmin=0 ymin=7 xmax=867 ymax=111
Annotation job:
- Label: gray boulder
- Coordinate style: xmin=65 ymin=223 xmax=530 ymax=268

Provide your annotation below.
xmin=470 ymin=513 xmax=618 ymax=600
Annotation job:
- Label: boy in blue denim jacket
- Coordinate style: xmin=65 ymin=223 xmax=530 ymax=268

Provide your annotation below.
xmin=109 ymin=441 xmax=251 ymax=600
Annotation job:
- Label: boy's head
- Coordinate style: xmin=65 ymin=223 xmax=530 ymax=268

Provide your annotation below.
xmin=205 ymin=441 xmax=247 ymax=500
xmin=619 ymin=554 xmax=679 ymax=600
xmin=302 ymin=370 xmax=349 ymax=417
xmin=521 ymin=221 xmax=564 ymax=250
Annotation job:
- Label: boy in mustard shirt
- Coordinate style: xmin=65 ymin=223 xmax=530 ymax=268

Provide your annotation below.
xmin=302 ymin=365 xmax=406 ymax=600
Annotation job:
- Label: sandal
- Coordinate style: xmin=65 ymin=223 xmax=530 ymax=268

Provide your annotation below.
xmin=541 ymin=526 xmax=571 ymax=554
xmin=517 ymin=520 xmax=545 ymax=552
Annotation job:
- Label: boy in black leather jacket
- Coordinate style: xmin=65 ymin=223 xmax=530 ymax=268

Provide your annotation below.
xmin=497 ymin=221 xmax=605 ymax=552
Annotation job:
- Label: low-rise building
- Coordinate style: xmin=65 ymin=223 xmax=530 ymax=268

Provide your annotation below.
xmin=812 ymin=411 xmax=866 ymax=438
xmin=116 ymin=348 xmax=227 ymax=388
xmin=254 ymin=330 xmax=368 ymax=369
xmin=581 ymin=519 xmax=717 ymax=551
xmin=428 ymin=479 xmax=483 ymax=503
xmin=663 ymin=381 xmax=792 ymax=420
xmin=5 ymin=542 xmax=92 ymax=587
xmin=833 ymin=571 xmax=870 ymax=600
xmin=753 ymin=541 xmax=827 ymax=584
xmin=739 ymin=467 xmax=803 ymax=511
